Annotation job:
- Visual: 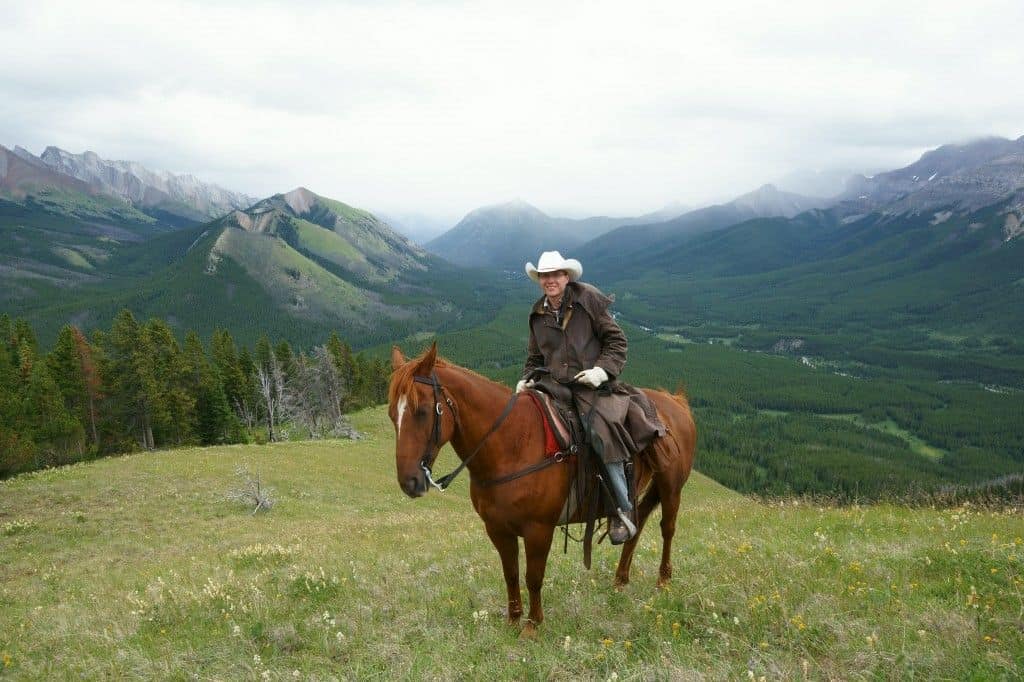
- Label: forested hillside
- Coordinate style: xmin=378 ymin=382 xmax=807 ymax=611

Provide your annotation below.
xmin=386 ymin=305 xmax=1024 ymax=502
xmin=0 ymin=313 xmax=388 ymax=478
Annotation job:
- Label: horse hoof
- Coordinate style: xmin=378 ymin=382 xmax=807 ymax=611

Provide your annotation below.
xmin=613 ymin=576 xmax=629 ymax=590
xmin=656 ymin=578 xmax=671 ymax=590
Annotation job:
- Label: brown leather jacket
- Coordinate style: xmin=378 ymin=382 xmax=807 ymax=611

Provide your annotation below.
xmin=523 ymin=281 xmax=627 ymax=384
xmin=522 ymin=281 xmax=664 ymax=464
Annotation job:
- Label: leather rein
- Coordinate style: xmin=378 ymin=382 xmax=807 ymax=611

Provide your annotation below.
xmin=411 ymin=373 xmax=567 ymax=491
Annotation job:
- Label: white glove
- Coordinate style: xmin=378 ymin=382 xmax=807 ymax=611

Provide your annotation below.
xmin=573 ymin=366 xmax=609 ymax=388
xmin=515 ymin=379 xmax=535 ymax=393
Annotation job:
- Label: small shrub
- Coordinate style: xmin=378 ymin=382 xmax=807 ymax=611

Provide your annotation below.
xmin=226 ymin=466 xmax=275 ymax=514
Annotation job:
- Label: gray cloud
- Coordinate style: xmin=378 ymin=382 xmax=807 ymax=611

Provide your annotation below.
xmin=3 ymin=0 xmax=1022 ymax=220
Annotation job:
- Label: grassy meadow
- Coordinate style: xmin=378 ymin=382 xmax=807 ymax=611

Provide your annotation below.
xmin=1 ymin=407 xmax=1022 ymax=680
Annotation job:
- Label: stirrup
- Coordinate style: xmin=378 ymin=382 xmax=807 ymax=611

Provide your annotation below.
xmin=609 ymin=508 xmax=637 ymax=545
xmin=616 ymin=508 xmax=637 ymax=537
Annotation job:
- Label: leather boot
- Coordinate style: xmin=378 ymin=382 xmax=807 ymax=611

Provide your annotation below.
xmin=608 ymin=508 xmax=637 ymax=545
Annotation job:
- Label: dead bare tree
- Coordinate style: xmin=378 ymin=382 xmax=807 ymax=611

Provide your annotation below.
xmin=284 ymin=346 xmax=352 ymax=439
xmin=226 ymin=465 xmax=275 ymax=514
xmin=233 ymin=396 xmax=257 ymax=430
xmin=256 ymin=354 xmax=286 ymax=442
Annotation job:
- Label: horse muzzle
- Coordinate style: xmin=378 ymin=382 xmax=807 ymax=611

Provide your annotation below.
xmin=400 ymin=471 xmax=428 ymax=498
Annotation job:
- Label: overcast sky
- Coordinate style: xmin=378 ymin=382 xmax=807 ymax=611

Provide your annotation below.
xmin=3 ymin=0 xmax=1022 ymax=223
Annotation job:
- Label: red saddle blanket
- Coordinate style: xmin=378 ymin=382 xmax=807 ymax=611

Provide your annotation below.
xmin=523 ymin=390 xmax=573 ymax=457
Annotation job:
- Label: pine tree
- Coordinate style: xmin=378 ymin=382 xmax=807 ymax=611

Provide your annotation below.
xmin=12 ymin=318 xmax=37 ymax=357
xmin=326 ymin=332 xmax=356 ymax=411
xmin=371 ymin=357 xmax=389 ymax=404
xmin=236 ymin=346 xmax=259 ymax=429
xmin=47 ymin=325 xmax=100 ymax=450
xmin=73 ymin=327 xmax=103 ymax=448
xmin=255 ymin=335 xmax=273 ymax=374
xmin=142 ymin=318 xmax=196 ymax=446
xmin=274 ymin=340 xmax=295 ymax=380
xmin=211 ymin=329 xmax=251 ymax=425
xmin=23 ymin=356 xmax=85 ymax=467
xmin=102 ymin=309 xmax=155 ymax=449
xmin=0 ymin=337 xmax=35 ymax=477
xmin=183 ymin=331 xmax=238 ymax=445
xmin=0 ymin=314 xmax=13 ymax=362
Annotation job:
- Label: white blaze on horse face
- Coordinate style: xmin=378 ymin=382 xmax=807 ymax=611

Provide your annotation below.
xmin=396 ymin=395 xmax=408 ymax=439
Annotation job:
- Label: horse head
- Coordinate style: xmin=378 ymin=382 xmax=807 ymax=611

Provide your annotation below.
xmin=388 ymin=343 xmax=457 ymax=498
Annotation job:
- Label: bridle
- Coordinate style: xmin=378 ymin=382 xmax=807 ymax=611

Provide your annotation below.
xmin=408 ymin=372 xmax=561 ymax=491
xmin=411 ymin=373 xmax=457 ymax=489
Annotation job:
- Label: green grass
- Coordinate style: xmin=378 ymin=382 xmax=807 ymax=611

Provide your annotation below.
xmin=213 ymin=227 xmax=373 ymax=320
xmin=822 ymin=414 xmax=948 ymax=461
xmin=293 ymin=219 xmax=365 ymax=267
xmin=1 ymin=407 xmax=1021 ymax=679
xmin=51 ymin=246 xmax=94 ymax=270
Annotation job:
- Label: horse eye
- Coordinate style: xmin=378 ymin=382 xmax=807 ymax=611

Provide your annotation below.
xmin=414 ymin=408 xmax=428 ymax=419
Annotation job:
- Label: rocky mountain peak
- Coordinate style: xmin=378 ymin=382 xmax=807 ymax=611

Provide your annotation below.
xmin=466 ymin=199 xmax=550 ymax=225
xmin=284 ymin=187 xmax=316 ymax=215
xmin=730 ymin=183 xmax=824 ymax=218
xmin=841 ymin=136 xmax=1024 ymax=213
xmin=32 ymin=145 xmax=256 ymax=221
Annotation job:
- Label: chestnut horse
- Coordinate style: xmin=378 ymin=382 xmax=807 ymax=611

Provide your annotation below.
xmin=389 ymin=344 xmax=696 ymax=635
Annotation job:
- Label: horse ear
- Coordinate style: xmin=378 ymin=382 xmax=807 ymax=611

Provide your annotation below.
xmin=391 ymin=345 xmax=406 ymax=370
xmin=421 ymin=341 xmax=438 ymax=372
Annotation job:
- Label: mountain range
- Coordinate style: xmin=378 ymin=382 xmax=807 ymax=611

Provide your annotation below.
xmin=589 ymin=138 xmax=1024 ymax=346
xmin=5 ymin=145 xmax=255 ymax=225
xmin=1 ymin=146 xmax=509 ymax=346
xmin=579 ymin=184 xmax=827 ymax=277
xmin=424 ymin=199 xmax=693 ymax=269
xmin=2 ymin=135 xmax=1023 ymax=354
xmin=841 ymin=136 xmax=1024 ymax=214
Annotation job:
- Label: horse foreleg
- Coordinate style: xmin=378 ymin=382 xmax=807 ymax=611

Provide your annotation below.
xmin=485 ymin=524 xmax=523 ymax=624
xmin=614 ymin=485 xmax=661 ymax=588
xmin=521 ymin=523 xmax=556 ymax=637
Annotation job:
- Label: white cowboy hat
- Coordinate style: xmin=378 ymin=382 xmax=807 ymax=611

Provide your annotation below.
xmin=525 ymin=251 xmax=583 ymax=282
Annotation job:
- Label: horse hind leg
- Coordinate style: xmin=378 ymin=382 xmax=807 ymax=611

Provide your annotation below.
xmin=654 ymin=473 xmax=683 ymax=589
xmin=613 ymin=483 xmax=661 ymax=588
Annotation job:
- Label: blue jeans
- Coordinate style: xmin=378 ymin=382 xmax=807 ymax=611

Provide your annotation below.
xmin=606 ymin=461 xmax=632 ymax=512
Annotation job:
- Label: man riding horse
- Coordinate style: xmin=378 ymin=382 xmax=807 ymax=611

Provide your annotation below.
xmin=517 ymin=251 xmax=666 ymax=544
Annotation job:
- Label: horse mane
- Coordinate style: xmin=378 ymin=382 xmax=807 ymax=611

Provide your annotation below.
xmin=388 ymin=348 xmax=511 ymax=409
